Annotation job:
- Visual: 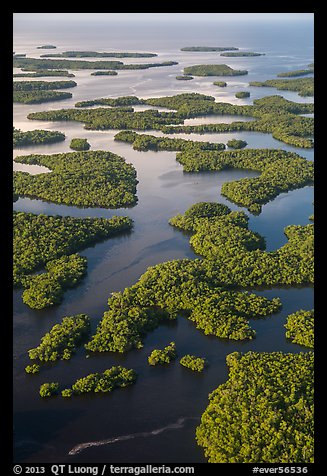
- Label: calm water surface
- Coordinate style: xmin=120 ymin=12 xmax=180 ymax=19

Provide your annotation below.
xmin=13 ymin=15 xmax=313 ymax=463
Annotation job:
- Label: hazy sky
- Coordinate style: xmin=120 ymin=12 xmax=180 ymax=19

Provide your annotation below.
xmin=14 ymin=13 xmax=313 ymax=23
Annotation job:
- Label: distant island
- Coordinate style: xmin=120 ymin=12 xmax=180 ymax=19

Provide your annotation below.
xmin=91 ymin=71 xmax=118 ymax=76
xmin=184 ymin=64 xmax=248 ymax=76
xmin=14 ymin=69 xmax=75 ymax=78
xmin=277 ymin=69 xmax=313 ymax=78
xmin=40 ymin=50 xmax=157 ymax=58
xmin=181 ymin=46 xmax=239 ymax=52
xmin=37 ymin=45 xmax=57 ymax=49
xmin=213 ymin=81 xmax=227 ymax=87
xmin=13 ymin=57 xmax=178 ymax=71
xmin=235 ymin=91 xmax=250 ymax=98
xmin=176 ymin=75 xmax=194 ymax=80
xmin=221 ymin=52 xmax=264 ymax=57
xmin=250 ymin=77 xmax=313 ymax=97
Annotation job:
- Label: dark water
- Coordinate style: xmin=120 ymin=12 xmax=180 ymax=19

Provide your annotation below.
xmin=13 ymin=14 xmax=314 ymax=463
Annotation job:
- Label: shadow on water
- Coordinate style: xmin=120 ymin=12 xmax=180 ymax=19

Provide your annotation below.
xmin=14 ymin=408 xmax=83 ymax=463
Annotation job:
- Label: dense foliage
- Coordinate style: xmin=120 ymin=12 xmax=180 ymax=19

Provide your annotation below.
xmin=159 ymin=95 xmax=314 ymax=149
xmin=27 ymin=93 xmax=313 ymax=148
xmin=13 ymin=150 xmax=138 ymax=208
xmin=85 ymin=204 xmax=296 ymax=353
xmin=86 ymin=198 xmax=313 ymax=352
xmin=13 ymin=70 xmax=75 ymax=77
xmin=37 ymin=45 xmax=56 ymax=49
xmin=62 ymin=366 xmax=137 ymax=396
xmin=69 ymin=138 xmax=90 ymax=151
xmin=227 ymin=139 xmax=247 ymax=149
xmin=285 ymin=310 xmax=314 ymax=349
xmin=181 ymin=47 xmax=238 ymax=52
xmin=114 ymin=130 xmax=225 ymax=152
xmin=25 ymin=364 xmax=40 ymax=374
xmin=13 ymin=80 xmax=77 ymax=91
xmin=175 ymin=148 xmax=313 ymax=213
xmin=41 ymin=51 xmax=157 ymax=58
xmin=179 ymin=355 xmax=207 ymax=372
xmin=39 ymin=382 xmax=59 ymax=397
xmin=28 ymin=314 xmax=91 ymax=362
xmin=213 ymin=81 xmax=227 ymax=87
xmin=13 ymin=211 xmax=132 ymax=287
xmin=148 ymin=342 xmax=177 ymax=365
xmin=13 ymin=90 xmax=72 ymax=104
xmin=13 ymin=57 xmax=178 ymax=71
xmin=21 ymin=254 xmax=87 ymax=309
xmin=90 ymin=71 xmax=118 ymax=76
xmin=176 ymin=75 xmax=193 ymax=80
xmin=277 ymin=69 xmax=314 ymax=78
xmin=28 ymin=106 xmax=183 ymax=131
xmin=75 ymin=96 xmax=144 ymax=107
xmin=221 ymin=52 xmax=264 ymax=57
xmin=13 ymin=127 xmax=65 ymax=147
xmin=235 ymin=91 xmax=250 ymax=98
xmin=183 ymin=64 xmax=248 ymax=76
xmin=250 ymin=77 xmax=314 ymax=97
xmin=196 ymin=351 xmax=314 ymax=462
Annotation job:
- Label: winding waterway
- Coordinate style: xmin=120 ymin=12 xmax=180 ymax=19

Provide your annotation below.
xmin=13 ymin=14 xmax=313 ymax=463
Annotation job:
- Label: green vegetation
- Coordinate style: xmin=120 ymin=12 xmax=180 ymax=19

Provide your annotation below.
xmin=13 ymin=211 xmax=132 ymax=288
xmin=41 ymin=51 xmax=157 ymax=58
xmin=13 ymin=80 xmax=77 ymax=91
xmin=184 ymin=64 xmax=248 ymax=76
xmin=28 ymin=106 xmax=182 ymax=130
xmin=148 ymin=342 xmax=177 ymax=365
xmin=176 ymin=75 xmax=193 ymax=80
xmin=227 ymin=139 xmax=247 ymax=149
xmin=13 ymin=150 xmax=138 ymax=208
xmin=159 ymin=95 xmax=314 ymax=149
xmin=235 ymin=91 xmax=250 ymax=98
xmin=114 ymin=131 xmax=225 ymax=152
xmin=85 ymin=203 xmax=305 ymax=353
xmin=181 ymin=47 xmax=238 ymax=52
xmin=13 ymin=75 xmax=76 ymax=104
xmin=69 ymin=138 xmax=90 ymax=151
xmin=250 ymin=77 xmax=313 ymax=97
xmin=14 ymin=70 xmax=75 ymax=77
xmin=62 ymin=366 xmax=137 ymax=396
xmin=28 ymin=314 xmax=91 ymax=362
xmin=277 ymin=69 xmax=313 ymax=78
xmin=13 ymin=57 xmax=178 ymax=71
xmin=75 ymin=96 xmax=143 ymax=108
xmin=39 ymin=382 xmax=59 ymax=397
xmin=37 ymin=45 xmax=56 ymax=49
xmin=196 ymin=351 xmax=314 ymax=462
xmin=221 ymin=52 xmax=264 ymax=57
xmin=86 ymin=197 xmax=313 ymax=352
xmin=21 ymin=254 xmax=87 ymax=309
xmin=91 ymin=71 xmax=118 ymax=76
xmin=213 ymin=81 xmax=227 ymax=87
xmin=27 ymin=93 xmax=313 ymax=148
xmin=179 ymin=355 xmax=207 ymax=372
xmin=285 ymin=310 xmax=314 ymax=349
xmin=13 ymin=90 xmax=72 ymax=104
xmin=171 ymin=208 xmax=313 ymax=287
xmin=25 ymin=364 xmax=40 ymax=374
xmin=180 ymin=148 xmax=313 ymax=213
xmin=13 ymin=127 xmax=65 ymax=147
